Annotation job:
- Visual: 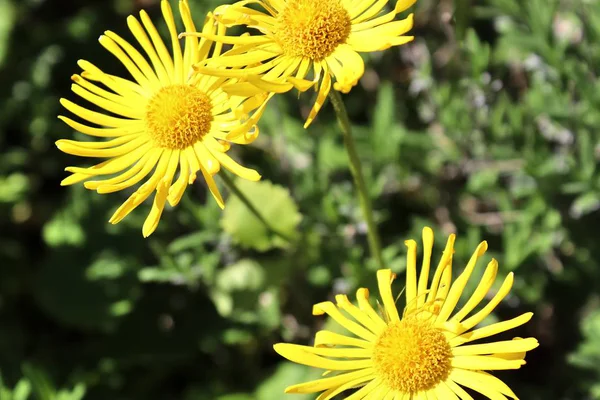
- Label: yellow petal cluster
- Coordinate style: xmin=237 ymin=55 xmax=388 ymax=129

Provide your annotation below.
xmin=186 ymin=0 xmax=416 ymax=127
xmin=274 ymin=227 xmax=538 ymax=399
xmin=57 ymin=0 xmax=269 ymax=237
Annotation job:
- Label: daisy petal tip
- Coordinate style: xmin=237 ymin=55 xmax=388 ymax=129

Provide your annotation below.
xmin=357 ymin=287 xmax=370 ymax=298
xmin=404 ymin=239 xmax=417 ymax=248
xmin=142 ymin=218 xmax=159 ymax=238
xmin=312 ymin=302 xmax=329 ymax=316
xmin=272 ymin=343 xmax=286 ymax=355
xmin=478 ymin=240 xmax=489 ymax=255
xmin=283 ymin=386 xmax=297 ymax=394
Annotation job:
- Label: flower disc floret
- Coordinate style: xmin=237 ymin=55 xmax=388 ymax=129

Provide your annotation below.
xmin=372 ymin=317 xmax=452 ymax=393
xmin=146 ymin=84 xmax=213 ymax=149
xmin=275 ymin=0 xmax=351 ymax=61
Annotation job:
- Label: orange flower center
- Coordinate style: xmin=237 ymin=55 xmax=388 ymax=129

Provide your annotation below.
xmin=275 ymin=0 xmax=352 ymax=61
xmin=372 ymin=317 xmax=452 ymax=393
xmin=145 ymin=84 xmax=213 ymax=149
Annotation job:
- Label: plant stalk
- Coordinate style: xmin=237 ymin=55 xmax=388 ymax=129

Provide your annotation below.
xmin=219 ymin=172 xmax=292 ymax=243
xmin=328 ymin=90 xmax=386 ymax=269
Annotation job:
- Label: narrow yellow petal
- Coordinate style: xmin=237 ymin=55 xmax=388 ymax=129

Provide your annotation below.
xmin=58 ymin=116 xmax=143 ymax=138
xmin=56 ymin=135 xmax=147 ymax=158
xmin=451 ymin=355 xmax=525 ymax=370
xmin=142 ymin=150 xmax=180 ymax=237
xmin=263 ymin=55 xmax=301 ymax=80
xmin=348 ymin=0 xmax=378 ymax=20
xmin=205 ymin=49 xmax=277 ymax=68
xmin=185 ymin=31 xmax=273 ymax=46
xmin=274 ymin=343 xmax=372 ymax=371
xmin=140 ymin=9 xmax=174 ymax=81
xmin=452 ymin=337 xmax=539 ymax=356
xmin=208 ymin=146 xmax=261 ymax=182
xmin=274 ymin=343 xmax=371 ymax=359
xmin=313 ymin=301 xmax=377 ymax=341
xmin=70 ymin=83 xmax=143 ymax=120
xmin=65 ymin=143 xmax=150 ymax=176
xmin=347 ymin=33 xmax=414 ymax=52
xmin=339 ymin=377 xmax=381 ymax=400
xmin=466 ymin=371 xmax=518 ymax=399
xmin=179 ymin=0 xmax=198 ymax=73
xmin=418 ymin=227 xmax=434 ymax=307
xmin=450 ymin=259 xmax=498 ymax=323
xmin=98 ymin=35 xmax=152 ymax=90
xmin=103 ymin=30 xmax=161 ymax=89
xmin=426 ymin=234 xmax=455 ymax=303
xmin=445 ymin=378 xmax=474 ymax=400
xmin=355 ymin=288 xmax=388 ymax=332
xmin=186 ymin=147 xmax=224 ymax=209
xmin=314 ymin=330 xmax=373 ymax=349
xmin=245 ymin=76 xmax=294 ymax=94
xmin=330 ymin=45 xmax=364 ymax=92
xmin=404 ymin=239 xmax=418 ymax=312
xmin=434 ymin=381 xmax=460 ymax=400
xmin=459 ymin=273 xmax=514 ymax=333
xmin=283 ymin=368 xmax=374 ymax=394
xmin=60 ymin=173 xmax=91 ymax=186
xmin=335 ymin=294 xmax=385 ymax=335
xmin=126 ymin=15 xmax=171 ymax=84
xmin=436 ymin=241 xmax=488 ymax=324
xmin=109 ymin=149 xmax=172 ymax=224
xmin=161 ymin=0 xmax=183 ymax=83
xmin=60 ymin=98 xmax=140 ymax=129
xmin=193 ymin=141 xmax=220 ymax=175
xmin=304 ymin=64 xmax=331 ymax=128
xmin=167 ymin=151 xmax=189 ymax=207
xmin=450 ymin=313 xmax=533 ymax=347
xmin=351 ymin=0 xmax=416 ymax=31
xmin=450 ymin=369 xmax=511 ymax=400
xmin=94 ymin=148 xmax=162 ymax=193
xmin=376 ymin=269 xmax=400 ymax=323
xmin=71 ymin=74 xmax=141 ymax=111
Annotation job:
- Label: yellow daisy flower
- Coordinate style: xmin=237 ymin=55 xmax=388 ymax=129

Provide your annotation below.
xmin=185 ymin=0 xmax=416 ymax=127
xmin=57 ymin=0 xmax=269 ymax=237
xmin=275 ymin=227 xmax=538 ymax=399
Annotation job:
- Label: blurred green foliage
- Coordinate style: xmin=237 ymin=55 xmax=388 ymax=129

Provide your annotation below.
xmin=0 ymin=0 xmax=598 ymax=398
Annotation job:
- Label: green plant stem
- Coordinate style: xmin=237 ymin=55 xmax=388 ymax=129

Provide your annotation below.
xmin=219 ymin=172 xmax=292 ymax=243
xmin=328 ymin=90 xmax=386 ymax=270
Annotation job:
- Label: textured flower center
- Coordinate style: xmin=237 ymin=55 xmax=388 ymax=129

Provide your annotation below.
xmin=372 ymin=317 xmax=452 ymax=393
xmin=145 ymin=84 xmax=213 ymax=149
xmin=275 ymin=0 xmax=352 ymax=61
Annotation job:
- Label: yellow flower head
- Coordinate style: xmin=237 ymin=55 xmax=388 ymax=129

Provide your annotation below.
xmin=186 ymin=0 xmax=415 ymax=127
xmin=275 ymin=227 xmax=538 ymax=399
xmin=57 ymin=0 xmax=269 ymax=237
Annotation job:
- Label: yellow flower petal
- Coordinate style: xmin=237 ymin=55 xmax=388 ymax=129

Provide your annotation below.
xmin=283 ymin=368 xmax=375 ymax=394
xmin=376 ymin=269 xmax=400 ymax=323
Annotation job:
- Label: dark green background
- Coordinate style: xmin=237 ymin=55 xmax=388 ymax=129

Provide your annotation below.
xmin=0 ymin=0 xmax=598 ymax=398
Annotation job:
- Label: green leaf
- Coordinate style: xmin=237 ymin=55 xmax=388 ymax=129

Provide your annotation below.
xmin=221 ymin=179 xmax=301 ymax=251
xmin=210 ymin=259 xmax=281 ymax=327
xmin=254 ymin=362 xmax=322 ymax=400
xmin=0 ymin=0 xmax=15 ymax=66
xmin=216 ymin=395 xmax=254 ymax=400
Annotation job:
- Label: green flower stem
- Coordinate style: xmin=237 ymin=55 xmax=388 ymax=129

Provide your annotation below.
xmin=219 ymin=172 xmax=292 ymax=243
xmin=328 ymin=90 xmax=386 ymax=270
